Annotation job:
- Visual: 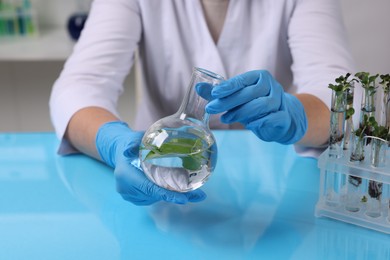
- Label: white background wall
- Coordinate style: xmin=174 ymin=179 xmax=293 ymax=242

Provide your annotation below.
xmin=31 ymin=0 xmax=92 ymax=29
xmin=0 ymin=0 xmax=136 ymax=132
xmin=0 ymin=0 xmax=389 ymax=132
xmin=341 ymin=0 xmax=390 ymax=74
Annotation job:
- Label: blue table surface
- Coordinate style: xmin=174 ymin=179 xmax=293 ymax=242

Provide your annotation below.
xmin=0 ymin=131 xmax=389 ymax=260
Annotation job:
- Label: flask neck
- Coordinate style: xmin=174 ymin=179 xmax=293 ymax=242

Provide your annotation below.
xmin=176 ymin=68 xmax=224 ymax=126
xmin=177 ymin=86 xmax=210 ymax=125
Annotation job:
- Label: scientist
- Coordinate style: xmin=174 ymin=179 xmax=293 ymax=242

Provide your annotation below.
xmin=50 ymin=0 xmax=355 ymax=205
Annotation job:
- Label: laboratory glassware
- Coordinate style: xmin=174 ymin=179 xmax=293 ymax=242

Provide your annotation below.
xmin=139 ymin=67 xmax=224 ymax=192
xmin=316 ymin=72 xmax=390 ymax=234
xmin=325 ymin=82 xmax=349 ymax=206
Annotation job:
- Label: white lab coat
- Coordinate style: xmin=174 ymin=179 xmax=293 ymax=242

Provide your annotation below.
xmin=50 ymin=0 xmax=358 ymax=157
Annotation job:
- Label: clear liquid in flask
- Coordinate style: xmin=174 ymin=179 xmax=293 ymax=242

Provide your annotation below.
xmin=140 ymin=125 xmax=217 ymax=193
xmin=139 ymin=67 xmax=224 ymax=193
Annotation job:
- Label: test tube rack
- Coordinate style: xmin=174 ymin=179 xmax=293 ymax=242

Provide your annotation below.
xmin=315 ymin=72 xmax=390 ymax=234
xmin=316 ymin=146 xmax=390 ymax=234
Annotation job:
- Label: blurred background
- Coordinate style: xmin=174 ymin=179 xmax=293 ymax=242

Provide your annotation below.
xmin=0 ymin=0 xmax=389 ymax=132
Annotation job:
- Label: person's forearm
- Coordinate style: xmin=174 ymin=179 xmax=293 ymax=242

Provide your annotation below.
xmin=295 ymin=94 xmax=330 ymax=148
xmin=65 ymin=107 xmax=120 ymax=160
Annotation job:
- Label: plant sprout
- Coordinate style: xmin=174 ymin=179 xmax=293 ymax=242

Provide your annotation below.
xmin=369 ymin=117 xmax=390 ymax=142
xmin=379 ymin=74 xmax=390 ymax=130
xmin=355 ymin=114 xmax=390 ymax=142
xmin=328 ymin=73 xmax=357 ymax=117
xmin=379 ymin=74 xmax=390 ymax=94
xmin=328 ymin=73 xmax=356 ymax=92
xmin=355 ymin=72 xmax=379 ymax=92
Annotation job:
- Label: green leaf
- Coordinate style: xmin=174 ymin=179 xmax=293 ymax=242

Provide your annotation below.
xmin=346 ymin=107 xmax=355 ymax=119
xmin=379 ymin=74 xmax=390 ymax=93
xmin=181 ymin=156 xmax=202 ymax=171
xmin=369 ymin=74 xmax=379 ymax=84
xmin=329 ymin=73 xmax=356 ymax=93
xmin=143 ymin=137 xmax=207 ymax=171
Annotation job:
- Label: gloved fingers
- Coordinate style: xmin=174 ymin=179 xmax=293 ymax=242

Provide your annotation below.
xmin=96 ymin=121 xmax=144 ymax=168
xmin=207 ymin=70 xmax=285 ymax=115
xmin=120 ymin=193 xmax=159 ymax=206
xmin=135 ymin=181 xmax=206 ymax=204
xmin=131 ymin=131 xmax=145 ymax=142
xmin=246 ymin=111 xmax=292 ymax=142
xmin=246 ymin=110 xmax=291 ymax=129
xmin=115 ymin=162 xmax=190 ymax=205
xmin=127 ymin=164 xmax=191 ymax=204
xmin=183 ymin=188 xmax=207 ymax=202
xmin=211 ymin=70 xmax=277 ymax=99
xmin=143 ymin=182 xmax=190 ymax=204
xmin=211 ymin=70 xmax=262 ymax=98
xmin=114 ymin=156 xmax=158 ymax=198
xmin=219 ymin=96 xmax=282 ymax=124
xmin=206 ymin=84 xmax=267 ymax=114
xmin=123 ymin=131 xmax=146 ymax=159
xmin=123 ymin=146 xmax=140 ymax=160
xmin=116 ymin=164 xmax=161 ymax=205
xmin=122 ymin=188 xmax=207 ymax=205
xmin=195 ymin=82 xmax=214 ymax=101
xmin=267 ymin=77 xmax=284 ymax=99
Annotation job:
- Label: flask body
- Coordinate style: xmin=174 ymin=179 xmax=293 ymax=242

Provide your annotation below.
xmin=140 ymin=67 xmax=224 ymax=192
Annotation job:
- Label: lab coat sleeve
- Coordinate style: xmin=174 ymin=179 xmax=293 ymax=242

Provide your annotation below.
xmin=288 ymin=0 xmax=356 ymax=107
xmin=49 ymin=0 xmax=141 ymax=154
xmin=288 ymin=0 xmax=358 ymax=158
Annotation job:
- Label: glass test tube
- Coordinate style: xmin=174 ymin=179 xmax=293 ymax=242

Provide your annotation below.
xmin=366 ymin=180 xmax=383 ymax=218
xmin=345 ymin=175 xmax=364 ymax=212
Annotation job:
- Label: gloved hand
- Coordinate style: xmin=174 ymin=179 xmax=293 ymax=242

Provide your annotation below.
xmin=203 ymin=70 xmax=307 ymax=144
xmin=96 ymin=121 xmax=206 ymax=205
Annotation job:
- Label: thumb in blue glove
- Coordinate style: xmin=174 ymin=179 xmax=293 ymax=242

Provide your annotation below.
xmin=203 ymin=70 xmax=307 ymax=144
xmin=96 ymin=121 xmax=206 ymax=205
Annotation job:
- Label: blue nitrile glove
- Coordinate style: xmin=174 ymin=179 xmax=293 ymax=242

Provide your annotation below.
xmin=203 ymin=70 xmax=307 ymax=144
xmin=96 ymin=121 xmax=206 ymax=206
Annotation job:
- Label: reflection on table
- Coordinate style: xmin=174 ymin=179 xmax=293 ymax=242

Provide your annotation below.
xmin=0 ymin=132 xmax=389 ymax=259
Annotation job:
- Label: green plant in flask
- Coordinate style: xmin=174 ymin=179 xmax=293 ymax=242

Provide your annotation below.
xmin=139 ymin=67 xmax=223 ymax=192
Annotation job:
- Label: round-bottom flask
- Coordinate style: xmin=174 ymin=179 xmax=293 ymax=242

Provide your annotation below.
xmin=139 ymin=67 xmax=224 ymax=192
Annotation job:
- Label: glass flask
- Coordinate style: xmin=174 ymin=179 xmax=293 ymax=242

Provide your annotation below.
xmin=139 ymin=67 xmax=224 ymax=192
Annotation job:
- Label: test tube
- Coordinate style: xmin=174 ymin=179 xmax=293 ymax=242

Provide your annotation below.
xmin=343 ymin=86 xmax=355 ymax=151
xmin=388 ymin=200 xmax=390 ymax=223
xmin=345 ymin=175 xmax=364 ymax=212
xmin=370 ymin=137 xmax=387 ymax=168
xmin=345 ymin=135 xmax=367 ymax=212
xmin=329 ymin=89 xmax=346 ymax=158
xmin=324 ymin=170 xmax=344 ymax=207
xmin=365 ymin=180 xmax=383 ymax=218
xmin=385 ymin=183 xmax=390 ymax=222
